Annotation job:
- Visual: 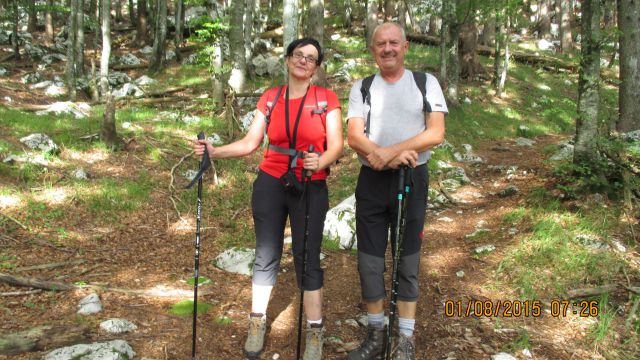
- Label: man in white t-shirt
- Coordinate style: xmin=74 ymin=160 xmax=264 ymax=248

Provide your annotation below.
xmin=346 ymin=22 xmax=448 ymax=360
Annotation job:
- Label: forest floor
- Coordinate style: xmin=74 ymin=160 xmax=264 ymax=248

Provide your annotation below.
xmin=1 ymin=129 xmax=634 ymax=360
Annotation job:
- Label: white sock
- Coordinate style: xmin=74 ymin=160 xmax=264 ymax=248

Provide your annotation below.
xmin=368 ymin=312 xmax=385 ymax=329
xmin=307 ymin=318 xmax=323 ymax=327
xmin=398 ymin=317 xmax=415 ymax=337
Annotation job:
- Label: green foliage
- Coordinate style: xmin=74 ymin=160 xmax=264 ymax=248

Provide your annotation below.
xmin=552 ymin=161 xmax=620 ymax=199
xmin=588 ymin=294 xmax=616 ymax=345
xmin=186 ymin=276 xmax=212 ymax=286
xmin=497 ymin=188 xmax=625 ymax=299
xmin=214 ymin=316 xmax=232 ymax=325
xmin=0 ymin=253 xmax=17 ymax=269
xmin=82 ymin=173 xmax=155 ymax=218
xmin=170 ymin=300 xmax=213 ymax=316
xmin=502 ymin=207 xmax=526 ymax=225
xmin=504 ymin=329 xmax=531 ymax=353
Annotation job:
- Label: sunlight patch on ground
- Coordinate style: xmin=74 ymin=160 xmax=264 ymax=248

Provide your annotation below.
xmin=0 ymin=193 xmax=21 ymax=209
xmin=169 ymin=217 xmax=196 ymax=235
xmin=537 ymin=83 xmax=552 ymax=91
xmin=270 ymin=300 xmax=297 ymax=335
xmin=33 ymin=187 xmax=68 ymax=205
xmin=66 ymin=148 xmax=109 ymax=164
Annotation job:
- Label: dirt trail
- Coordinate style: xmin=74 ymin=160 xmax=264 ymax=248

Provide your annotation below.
xmin=1 ymin=134 xmax=605 ymax=360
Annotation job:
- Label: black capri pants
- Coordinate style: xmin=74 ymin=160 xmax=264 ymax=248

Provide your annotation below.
xmin=355 ymin=164 xmax=428 ymax=302
xmin=251 ymin=170 xmax=329 ymax=291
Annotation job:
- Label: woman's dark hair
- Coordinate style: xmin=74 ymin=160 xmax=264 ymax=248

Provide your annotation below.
xmin=285 ymin=37 xmax=323 ymax=65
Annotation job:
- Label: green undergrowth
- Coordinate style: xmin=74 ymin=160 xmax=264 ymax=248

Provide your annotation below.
xmin=497 ymin=188 xmax=627 ymax=300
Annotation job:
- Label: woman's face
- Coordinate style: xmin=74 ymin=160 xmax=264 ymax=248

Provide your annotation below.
xmin=285 ymin=44 xmax=319 ymax=81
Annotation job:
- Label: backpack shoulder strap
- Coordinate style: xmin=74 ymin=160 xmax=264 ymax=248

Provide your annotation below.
xmin=359 ymin=75 xmax=376 ymax=135
xmin=312 ymin=85 xmax=328 ymax=115
xmin=411 ymin=71 xmax=430 ymax=113
xmin=263 ymin=85 xmax=284 ymax=143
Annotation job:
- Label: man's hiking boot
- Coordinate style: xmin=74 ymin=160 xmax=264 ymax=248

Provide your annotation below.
xmin=347 ymin=325 xmax=386 ymax=360
xmin=243 ymin=314 xmax=266 ymax=358
xmin=303 ymin=323 xmax=325 ymax=360
xmin=393 ymin=334 xmax=415 ymax=360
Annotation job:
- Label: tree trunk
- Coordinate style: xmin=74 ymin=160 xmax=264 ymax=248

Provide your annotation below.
xmin=538 ymin=0 xmax=551 ymax=39
xmin=66 ymin=0 xmax=78 ymax=101
xmin=344 ymin=0 xmax=353 ymax=29
xmin=306 ymin=0 xmax=327 ymax=87
xmin=446 ymin=0 xmax=460 ymax=104
xmin=12 ymin=0 xmax=20 ymax=60
xmin=560 ymin=0 xmax=573 ymax=52
xmin=128 ymin=0 xmax=135 ymax=24
xmin=149 ymin=0 xmax=167 ymax=73
xmin=45 ymin=0 xmax=54 ymax=45
xmin=115 ymin=0 xmax=123 ymax=23
xmin=175 ymin=0 xmax=184 ymax=61
xmin=617 ymin=0 xmax=640 ymax=133
xmin=403 ymin=0 xmax=418 ymax=33
xmin=228 ymin=0 xmax=246 ymax=92
xmin=135 ymin=0 xmax=148 ymax=46
xmin=366 ymin=0 xmax=379 ymax=46
xmin=211 ymin=44 xmax=225 ymax=106
xmin=480 ymin=16 xmax=495 ymax=46
xmin=100 ymin=0 xmax=118 ymax=146
xmin=75 ymin=0 xmax=85 ymax=76
xmin=604 ymin=0 xmax=617 ymax=66
xmin=498 ymin=16 xmax=510 ymax=97
xmin=27 ymin=0 xmax=37 ymax=33
xmin=493 ymin=10 xmax=503 ymax=89
xmin=398 ymin=0 xmax=406 ymax=30
xmin=283 ymin=0 xmax=298 ymax=51
xmin=574 ymin=0 xmax=602 ymax=164
xmin=459 ymin=16 xmax=485 ymax=80
xmin=384 ymin=0 xmax=395 ymax=21
xmin=0 ymin=326 xmax=89 ymax=356
xmin=245 ymin=0 xmax=255 ymax=61
xmin=439 ymin=0 xmax=449 ymax=84
xmin=429 ymin=15 xmax=440 ymax=36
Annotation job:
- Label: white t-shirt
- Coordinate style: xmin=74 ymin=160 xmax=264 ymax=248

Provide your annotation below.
xmin=347 ymin=69 xmax=448 ymax=166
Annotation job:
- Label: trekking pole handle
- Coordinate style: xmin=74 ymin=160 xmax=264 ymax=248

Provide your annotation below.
xmin=305 ymin=145 xmax=314 ymax=179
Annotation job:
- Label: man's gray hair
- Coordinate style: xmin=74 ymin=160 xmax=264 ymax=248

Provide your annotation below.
xmin=371 ymin=22 xmax=407 ymax=43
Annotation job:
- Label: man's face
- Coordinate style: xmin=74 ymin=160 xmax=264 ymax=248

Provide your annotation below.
xmin=371 ymin=25 xmax=409 ymax=73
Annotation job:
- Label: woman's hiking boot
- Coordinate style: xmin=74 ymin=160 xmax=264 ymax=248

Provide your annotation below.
xmin=347 ymin=325 xmax=386 ymax=359
xmin=243 ymin=313 xmax=266 ymax=358
xmin=392 ymin=334 xmax=415 ymax=360
xmin=303 ymin=323 xmax=325 ymax=360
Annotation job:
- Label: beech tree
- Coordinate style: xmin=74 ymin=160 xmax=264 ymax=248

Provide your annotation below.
xmin=135 ymin=0 xmax=148 ymax=46
xmin=65 ymin=0 xmax=79 ymax=101
xmin=559 ymin=0 xmax=573 ymax=52
xmin=228 ymin=0 xmax=246 ymax=92
xmin=100 ymin=0 xmax=118 ymax=146
xmin=617 ymin=0 xmax=640 ymax=133
xmin=574 ymin=0 xmax=602 ymax=164
xmin=149 ymin=0 xmax=167 ymax=73
xmin=366 ymin=0 xmax=379 ymax=45
xmin=283 ymin=0 xmax=298 ymax=51
xmin=45 ymin=0 xmax=54 ymax=45
xmin=306 ymin=0 xmax=327 ymax=87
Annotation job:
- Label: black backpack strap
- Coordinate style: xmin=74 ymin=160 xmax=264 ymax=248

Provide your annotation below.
xmin=411 ymin=71 xmax=431 ymax=113
xmin=268 ymin=144 xmax=304 ymax=169
xmin=263 ymin=85 xmax=284 ymax=143
xmin=312 ymin=86 xmax=328 ymax=115
xmin=359 ymin=75 xmax=375 ymax=135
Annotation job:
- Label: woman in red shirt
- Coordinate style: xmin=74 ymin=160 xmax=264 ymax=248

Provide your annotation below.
xmin=194 ymin=38 xmax=343 ymax=359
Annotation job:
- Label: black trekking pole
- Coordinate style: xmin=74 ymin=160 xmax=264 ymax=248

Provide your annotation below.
xmin=386 ymin=166 xmax=412 ymax=360
xmin=185 ymin=132 xmax=212 ymax=360
xmin=296 ymin=145 xmax=314 ymax=360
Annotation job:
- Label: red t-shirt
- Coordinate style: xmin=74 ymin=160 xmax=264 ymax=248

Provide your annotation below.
xmin=256 ymin=85 xmax=340 ymax=181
